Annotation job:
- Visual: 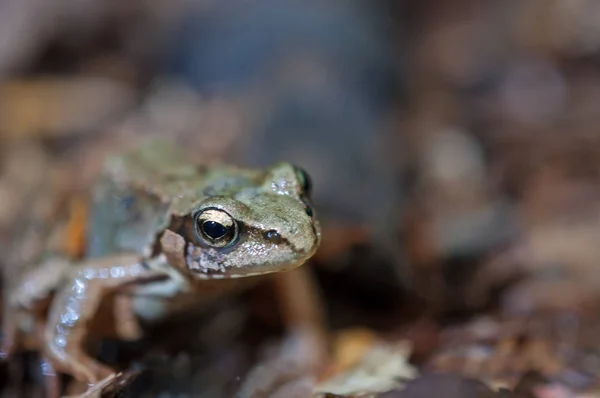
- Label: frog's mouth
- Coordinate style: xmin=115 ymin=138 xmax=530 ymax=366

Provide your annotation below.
xmin=182 ymin=240 xmax=312 ymax=279
xmin=185 ymin=257 xmax=309 ymax=279
xmin=214 ymin=260 xmax=309 ymax=279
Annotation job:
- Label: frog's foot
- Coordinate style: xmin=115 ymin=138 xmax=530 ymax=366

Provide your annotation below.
xmin=46 ymin=341 xmax=114 ymax=386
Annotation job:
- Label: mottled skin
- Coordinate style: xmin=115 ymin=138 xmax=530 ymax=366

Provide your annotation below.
xmin=7 ymin=139 xmax=321 ymax=388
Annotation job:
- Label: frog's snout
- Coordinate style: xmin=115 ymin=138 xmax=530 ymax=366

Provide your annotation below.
xmin=293 ymin=221 xmax=321 ymax=257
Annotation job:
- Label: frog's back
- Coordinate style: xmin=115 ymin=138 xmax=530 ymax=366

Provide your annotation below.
xmin=86 ymin=139 xmax=199 ymax=258
xmin=86 ymin=139 xmax=269 ymax=258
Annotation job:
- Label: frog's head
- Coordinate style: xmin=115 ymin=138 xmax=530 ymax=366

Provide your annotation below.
xmin=182 ymin=163 xmax=321 ymax=279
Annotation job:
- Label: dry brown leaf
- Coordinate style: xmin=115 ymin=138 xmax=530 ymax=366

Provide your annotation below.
xmin=314 ymin=340 xmax=416 ymax=397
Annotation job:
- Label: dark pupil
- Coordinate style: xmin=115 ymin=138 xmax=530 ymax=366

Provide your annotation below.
xmin=201 ymin=221 xmax=228 ymax=240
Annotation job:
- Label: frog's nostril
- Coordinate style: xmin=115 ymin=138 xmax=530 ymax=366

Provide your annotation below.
xmin=264 ymin=229 xmax=282 ymax=244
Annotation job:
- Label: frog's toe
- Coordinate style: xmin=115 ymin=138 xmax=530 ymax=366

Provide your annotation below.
xmin=63 ymin=372 xmax=118 ymax=398
xmin=77 ymin=361 xmax=115 ymax=386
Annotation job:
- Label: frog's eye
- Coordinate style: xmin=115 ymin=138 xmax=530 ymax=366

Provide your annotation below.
xmin=194 ymin=208 xmax=238 ymax=248
xmin=293 ymin=166 xmax=312 ymax=197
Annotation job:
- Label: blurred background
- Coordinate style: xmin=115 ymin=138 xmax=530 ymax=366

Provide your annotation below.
xmin=2 ymin=0 xmax=600 ymax=396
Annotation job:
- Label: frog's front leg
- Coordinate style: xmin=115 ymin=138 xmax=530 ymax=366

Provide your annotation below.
xmin=237 ymin=267 xmax=328 ymax=398
xmin=272 ymin=266 xmax=328 ymax=373
xmin=44 ymin=253 xmax=168 ymax=385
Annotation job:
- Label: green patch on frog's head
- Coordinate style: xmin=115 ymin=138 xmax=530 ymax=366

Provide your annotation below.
xmin=182 ymin=163 xmax=321 ymax=279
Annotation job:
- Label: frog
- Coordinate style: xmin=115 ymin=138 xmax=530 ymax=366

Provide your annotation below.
xmin=4 ymin=138 xmax=321 ymax=391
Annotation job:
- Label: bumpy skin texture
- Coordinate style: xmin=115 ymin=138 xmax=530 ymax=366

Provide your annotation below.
xmin=8 ymin=139 xmax=321 ymax=387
